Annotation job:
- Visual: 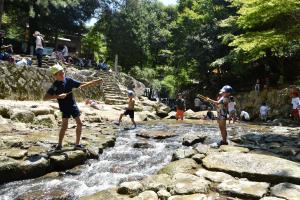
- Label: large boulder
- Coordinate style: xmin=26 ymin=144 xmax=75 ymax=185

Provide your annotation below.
xmin=155 ymin=104 xmax=171 ymax=118
xmin=117 ymin=181 xmax=144 ymax=197
xmin=270 ymin=182 xmax=300 ymax=200
xmin=203 ymin=152 xmax=300 ymax=184
xmin=50 ymin=150 xmax=87 ymax=170
xmin=9 ymin=108 xmax=35 ymax=123
xmin=182 ymin=134 xmax=206 ymax=146
xmin=195 ymin=168 xmax=235 ymax=183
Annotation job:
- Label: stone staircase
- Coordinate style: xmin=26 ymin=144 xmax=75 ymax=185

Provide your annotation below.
xmin=96 ymin=71 xmax=129 ymax=105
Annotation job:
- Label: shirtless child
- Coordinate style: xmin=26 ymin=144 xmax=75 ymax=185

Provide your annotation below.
xmin=115 ymin=90 xmax=137 ymax=128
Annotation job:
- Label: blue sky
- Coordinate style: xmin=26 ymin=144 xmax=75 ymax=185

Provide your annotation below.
xmin=159 ymin=0 xmax=177 ymax=5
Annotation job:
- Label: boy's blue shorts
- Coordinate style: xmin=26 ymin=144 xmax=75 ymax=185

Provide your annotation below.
xmin=62 ymin=109 xmax=80 ymax=118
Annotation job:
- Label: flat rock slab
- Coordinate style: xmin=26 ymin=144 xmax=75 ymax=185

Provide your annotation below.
xmin=203 ymin=152 xmax=300 ymax=184
xmin=141 ymin=174 xmax=172 ymax=191
xmin=136 ymin=131 xmax=177 ymax=139
xmin=219 ymin=145 xmax=250 ymax=153
xmin=260 ymin=197 xmax=286 ymax=200
xmin=217 ymin=179 xmax=270 ymax=199
xmin=170 ymin=173 xmax=211 ymax=195
xmin=195 ymin=168 xmax=235 ymax=183
xmin=81 ymin=188 xmax=131 ymax=200
xmin=158 ymin=158 xmax=198 ymax=176
xmin=168 ymin=194 xmax=208 ymax=200
xmin=270 ymin=182 xmax=300 ymax=200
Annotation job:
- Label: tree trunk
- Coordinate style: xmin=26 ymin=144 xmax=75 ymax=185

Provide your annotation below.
xmin=0 ymin=0 xmax=4 ymax=30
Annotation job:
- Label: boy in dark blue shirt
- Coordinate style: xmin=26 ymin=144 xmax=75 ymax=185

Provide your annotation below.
xmin=44 ymin=64 xmax=103 ymax=150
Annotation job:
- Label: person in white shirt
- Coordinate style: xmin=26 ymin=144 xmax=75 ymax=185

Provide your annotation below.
xmin=228 ymin=96 xmax=237 ymax=124
xmin=260 ymin=102 xmax=269 ymax=121
xmin=62 ymin=45 xmax=69 ymax=60
xmin=291 ymin=91 xmax=300 ymax=121
xmin=240 ymin=110 xmax=250 ymax=121
xmin=33 ymin=31 xmax=44 ymax=67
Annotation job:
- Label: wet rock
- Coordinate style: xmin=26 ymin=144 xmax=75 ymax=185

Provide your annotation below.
xmin=166 ymin=111 xmax=176 ymax=119
xmin=0 ymin=156 xmax=49 ymax=184
xmin=86 ymin=147 xmax=99 ymax=159
xmin=172 ymin=148 xmax=196 ymax=161
xmin=219 ymin=145 xmax=250 ymax=153
xmin=270 ymin=182 xmax=300 ymax=200
xmin=203 ymin=152 xmax=300 ymax=184
xmin=19 ymin=156 xmax=49 ymax=179
xmin=168 ymin=193 xmax=208 ymax=200
xmin=195 ymin=168 xmax=235 ymax=183
xmin=117 ymin=181 xmax=144 ymax=197
xmin=134 ymin=190 xmax=158 ymax=200
xmin=141 ymin=174 xmax=172 ymax=191
xmin=29 ymin=106 xmax=53 ymax=116
xmin=182 ymin=134 xmax=206 ymax=146
xmin=0 ymin=156 xmax=22 ymax=184
xmin=137 ymin=130 xmax=177 ymax=139
xmin=241 ymin=134 xmax=263 ymax=144
xmin=81 ymin=188 xmax=131 ymax=200
xmin=296 ymin=153 xmax=300 ymax=162
xmin=158 ymin=158 xmax=198 ymax=176
xmin=157 ymin=189 xmax=171 ymax=200
xmin=260 ymin=197 xmax=285 ymax=200
xmin=50 ymin=150 xmax=87 ymax=170
xmin=195 ymin=144 xmax=210 ymax=155
xmin=9 ymin=108 xmax=35 ymax=123
xmin=264 ymin=135 xmax=287 ymax=143
xmin=33 ymin=114 xmax=56 ymax=128
xmin=0 ymin=148 xmax=27 ymax=159
xmin=133 ymin=142 xmax=154 ymax=149
xmin=16 ymin=188 xmax=75 ymax=200
xmin=191 ymin=154 xmax=205 ymax=163
xmin=170 ymin=173 xmax=211 ymax=195
xmin=217 ymin=179 xmax=270 ymax=199
xmin=0 ymin=105 xmax=10 ymax=118
xmin=155 ymin=104 xmax=171 ymax=118
xmin=27 ymin=145 xmax=48 ymax=157
xmin=184 ymin=109 xmax=202 ymax=119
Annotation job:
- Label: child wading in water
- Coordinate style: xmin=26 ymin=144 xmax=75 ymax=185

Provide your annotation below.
xmin=44 ymin=64 xmax=103 ymax=150
xmin=115 ymin=90 xmax=137 ymax=128
xmin=199 ymin=85 xmax=232 ymax=146
xmin=175 ymin=93 xmax=186 ymax=120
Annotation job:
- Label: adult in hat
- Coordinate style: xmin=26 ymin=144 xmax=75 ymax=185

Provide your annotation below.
xmin=33 ymin=31 xmax=44 ymax=67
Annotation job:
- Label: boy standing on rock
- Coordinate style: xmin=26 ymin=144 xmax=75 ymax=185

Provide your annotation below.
xmin=115 ymin=90 xmax=137 ymax=128
xmin=44 ymin=64 xmax=103 ymax=150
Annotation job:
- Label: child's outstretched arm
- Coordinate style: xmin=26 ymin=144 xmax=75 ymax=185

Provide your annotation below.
xmin=79 ymin=78 xmax=103 ymax=89
xmin=43 ymin=93 xmax=67 ymax=100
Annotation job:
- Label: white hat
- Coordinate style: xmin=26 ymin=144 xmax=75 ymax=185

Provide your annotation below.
xmin=50 ymin=63 xmax=63 ymax=75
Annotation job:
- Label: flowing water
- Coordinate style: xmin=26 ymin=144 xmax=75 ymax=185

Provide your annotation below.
xmin=0 ymin=123 xmax=227 ymax=200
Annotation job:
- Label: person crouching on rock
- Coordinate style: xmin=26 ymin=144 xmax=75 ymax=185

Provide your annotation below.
xmin=114 ymin=90 xmax=137 ymax=128
xmin=43 ymin=64 xmax=103 ymax=150
xmin=176 ymin=93 xmax=186 ymax=120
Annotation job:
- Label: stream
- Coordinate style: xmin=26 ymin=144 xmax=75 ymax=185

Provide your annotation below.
xmin=0 ymin=123 xmax=239 ymax=200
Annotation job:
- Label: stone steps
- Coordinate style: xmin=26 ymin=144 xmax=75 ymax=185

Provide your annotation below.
xmin=105 ymin=98 xmax=127 ymax=105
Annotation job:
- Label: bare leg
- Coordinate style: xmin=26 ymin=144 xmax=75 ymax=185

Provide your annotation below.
xmin=218 ymin=120 xmax=227 ymax=143
xmin=58 ymin=118 xmax=69 ymax=146
xmin=74 ymin=117 xmax=83 ymax=145
xmin=131 ymin=118 xmax=136 ymax=127
xmin=118 ymin=113 xmax=124 ymax=123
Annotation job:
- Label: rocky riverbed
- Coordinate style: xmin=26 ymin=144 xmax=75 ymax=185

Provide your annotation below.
xmin=0 ymin=99 xmax=300 ymax=200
